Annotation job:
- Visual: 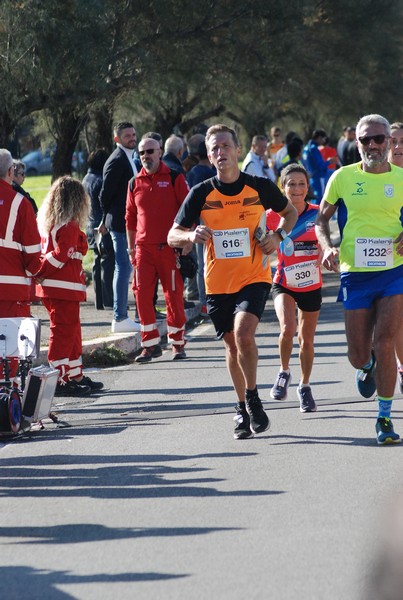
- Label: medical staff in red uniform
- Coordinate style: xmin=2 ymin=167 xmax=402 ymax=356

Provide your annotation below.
xmin=0 ymin=149 xmax=41 ymax=383
xmin=126 ymin=137 xmax=189 ymax=363
xmin=36 ymin=176 xmax=103 ymax=397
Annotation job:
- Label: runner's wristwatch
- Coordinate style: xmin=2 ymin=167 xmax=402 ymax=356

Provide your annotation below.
xmin=275 ymin=228 xmax=287 ymax=240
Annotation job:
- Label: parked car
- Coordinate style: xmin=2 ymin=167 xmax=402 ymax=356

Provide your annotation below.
xmin=22 ymin=149 xmax=53 ymax=176
xmin=21 ymin=149 xmax=86 ymax=176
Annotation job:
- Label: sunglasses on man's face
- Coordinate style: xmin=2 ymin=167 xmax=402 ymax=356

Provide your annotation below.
xmin=139 ymin=148 xmax=157 ymax=156
xmin=358 ymin=134 xmax=387 ymax=146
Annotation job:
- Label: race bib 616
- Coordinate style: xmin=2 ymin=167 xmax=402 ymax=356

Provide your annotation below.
xmin=213 ymin=228 xmax=250 ymax=259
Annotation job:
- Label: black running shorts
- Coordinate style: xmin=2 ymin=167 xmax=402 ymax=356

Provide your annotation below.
xmin=206 ymin=282 xmax=271 ymax=339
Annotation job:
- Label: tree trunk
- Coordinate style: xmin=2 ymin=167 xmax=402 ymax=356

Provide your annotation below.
xmin=92 ymin=103 xmax=114 ymax=153
xmin=0 ymin=110 xmax=15 ymax=148
xmin=51 ymin=108 xmax=87 ymax=182
xmin=179 ymin=105 xmax=225 ymax=136
xmin=154 ymin=104 xmax=226 ymax=140
xmin=153 ymin=117 xmax=179 ymax=142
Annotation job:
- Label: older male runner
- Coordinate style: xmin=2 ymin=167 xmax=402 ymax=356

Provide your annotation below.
xmin=316 ymin=114 xmax=403 ymax=445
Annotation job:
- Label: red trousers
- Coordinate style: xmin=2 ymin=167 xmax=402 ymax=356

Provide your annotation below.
xmin=0 ymin=301 xmax=31 ymax=382
xmin=42 ymin=298 xmax=83 ymax=383
xmin=133 ymin=244 xmax=186 ymax=348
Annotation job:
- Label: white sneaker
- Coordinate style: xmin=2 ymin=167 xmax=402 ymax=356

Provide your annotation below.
xmin=111 ymin=318 xmax=141 ymax=333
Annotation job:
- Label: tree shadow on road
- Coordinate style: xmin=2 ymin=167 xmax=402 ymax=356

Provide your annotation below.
xmin=0 ymin=452 xmax=285 ymax=500
xmin=0 ymin=565 xmax=186 ymax=600
xmin=0 ymin=523 xmax=240 ymax=545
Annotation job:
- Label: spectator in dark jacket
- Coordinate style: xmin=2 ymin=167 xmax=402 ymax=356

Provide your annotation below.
xmin=98 ymin=122 xmax=140 ymax=333
xmin=186 ymin=141 xmax=216 ymax=313
xmin=82 ymin=149 xmax=114 ymax=310
xmin=12 ymin=160 xmax=38 ymax=214
xmin=162 ymin=135 xmax=185 ymax=175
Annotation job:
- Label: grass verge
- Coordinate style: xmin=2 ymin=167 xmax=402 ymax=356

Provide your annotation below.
xmin=23 ymin=175 xmax=52 ymax=208
xmin=83 ymin=344 xmax=131 ymax=367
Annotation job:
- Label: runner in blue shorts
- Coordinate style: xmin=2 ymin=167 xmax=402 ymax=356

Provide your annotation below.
xmin=316 ymin=113 xmax=403 ymax=445
xmin=338 ymin=267 xmax=403 ymax=309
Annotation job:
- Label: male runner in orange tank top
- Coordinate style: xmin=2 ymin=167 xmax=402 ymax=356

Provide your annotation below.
xmin=168 ymin=124 xmax=297 ymax=439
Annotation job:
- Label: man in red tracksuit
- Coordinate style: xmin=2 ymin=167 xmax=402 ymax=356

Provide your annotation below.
xmin=126 ymin=137 xmax=189 ymax=363
xmin=0 ymin=149 xmax=41 ymax=383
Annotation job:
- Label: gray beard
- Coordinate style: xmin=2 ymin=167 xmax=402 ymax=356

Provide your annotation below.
xmin=360 ymin=147 xmax=389 ymax=168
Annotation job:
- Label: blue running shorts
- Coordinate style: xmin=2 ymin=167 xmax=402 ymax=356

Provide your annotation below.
xmin=338 ymin=265 xmax=403 ymax=309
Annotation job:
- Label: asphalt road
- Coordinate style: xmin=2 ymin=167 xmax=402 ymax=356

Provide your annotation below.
xmin=1 ymin=273 xmax=402 ymax=600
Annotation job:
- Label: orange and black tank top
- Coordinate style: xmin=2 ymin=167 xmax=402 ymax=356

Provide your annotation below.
xmin=174 ymin=172 xmax=288 ymax=294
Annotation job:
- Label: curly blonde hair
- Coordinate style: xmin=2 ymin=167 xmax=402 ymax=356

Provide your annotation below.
xmin=37 ymin=175 xmax=90 ymax=236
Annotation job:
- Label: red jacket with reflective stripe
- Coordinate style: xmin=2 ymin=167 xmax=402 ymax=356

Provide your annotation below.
xmin=0 ymin=179 xmax=41 ymax=301
xmin=35 ymin=221 xmax=88 ymax=301
xmin=125 ymin=162 xmax=189 ymax=244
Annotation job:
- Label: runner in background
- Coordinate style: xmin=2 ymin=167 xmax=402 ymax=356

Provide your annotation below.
xmin=267 ymin=164 xmax=322 ymax=412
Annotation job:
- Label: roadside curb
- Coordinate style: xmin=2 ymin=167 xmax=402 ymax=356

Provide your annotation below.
xmin=34 ymin=303 xmax=202 ymax=366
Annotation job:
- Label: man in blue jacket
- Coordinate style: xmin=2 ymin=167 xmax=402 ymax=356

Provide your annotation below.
xmin=302 ymin=129 xmax=338 ymax=203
